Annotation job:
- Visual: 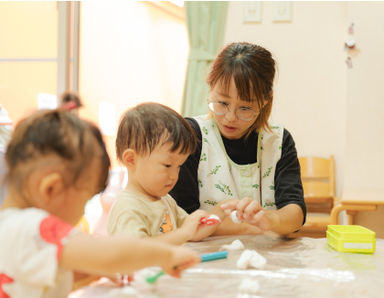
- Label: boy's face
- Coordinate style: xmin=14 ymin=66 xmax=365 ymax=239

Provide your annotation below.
xmin=130 ymin=143 xmax=189 ymax=200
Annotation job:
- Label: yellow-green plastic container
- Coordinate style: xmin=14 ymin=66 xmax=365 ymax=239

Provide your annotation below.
xmin=326 ymin=225 xmax=376 ymax=253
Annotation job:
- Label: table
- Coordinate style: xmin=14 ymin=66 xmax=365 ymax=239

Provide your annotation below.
xmin=69 ymin=235 xmax=384 ymax=298
xmin=330 ymin=189 xmax=384 ymax=225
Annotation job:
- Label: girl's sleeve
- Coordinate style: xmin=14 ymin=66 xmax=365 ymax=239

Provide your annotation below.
xmin=274 ymin=129 xmax=306 ymax=224
xmin=11 ymin=210 xmax=74 ymax=287
xmin=170 ymin=117 xmax=202 ymax=214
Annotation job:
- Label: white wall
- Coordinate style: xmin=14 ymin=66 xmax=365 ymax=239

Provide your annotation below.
xmin=224 ymin=1 xmax=348 ymax=197
xmin=344 ymin=2 xmax=384 ymax=190
xmin=224 ymin=2 xmax=384 ymax=231
xmin=344 ymin=2 xmax=384 ymax=236
xmin=79 ymin=2 xmax=188 ymax=166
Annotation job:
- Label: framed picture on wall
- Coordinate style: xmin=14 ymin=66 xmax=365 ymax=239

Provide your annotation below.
xmin=243 ymin=1 xmax=262 ymax=23
xmin=273 ymin=1 xmax=291 ymax=22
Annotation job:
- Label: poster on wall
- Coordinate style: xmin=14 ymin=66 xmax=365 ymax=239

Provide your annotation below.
xmin=273 ymin=1 xmax=291 ymax=22
xmin=243 ymin=1 xmax=262 ymax=23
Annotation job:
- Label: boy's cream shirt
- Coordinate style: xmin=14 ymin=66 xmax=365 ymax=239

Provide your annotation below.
xmin=107 ymin=189 xmax=188 ymax=237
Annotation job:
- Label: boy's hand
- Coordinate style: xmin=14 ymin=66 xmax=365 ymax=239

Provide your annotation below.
xmin=162 ymin=246 xmax=200 ymax=278
xmin=180 ymin=210 xmax=207 ymax=240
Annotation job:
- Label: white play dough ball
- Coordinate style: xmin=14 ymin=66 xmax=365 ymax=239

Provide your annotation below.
xmin=231 ymin=210 xmax=242 ymax=224
xmin=221 ymin=239 xmax=245 ymax=251
xmin=237 ymin=249 xmax=266 ymax=269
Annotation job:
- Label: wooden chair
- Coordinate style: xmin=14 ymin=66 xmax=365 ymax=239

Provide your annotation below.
xmin=289 ymin=155 xmax=337 ymax=238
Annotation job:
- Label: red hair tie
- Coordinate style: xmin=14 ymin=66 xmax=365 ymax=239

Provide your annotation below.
xmin=61 ymin=101 xmax=77 ymax=111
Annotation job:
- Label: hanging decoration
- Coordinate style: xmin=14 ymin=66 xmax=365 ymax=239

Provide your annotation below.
xmin=344 ymin=22 xmax=359 ymax=69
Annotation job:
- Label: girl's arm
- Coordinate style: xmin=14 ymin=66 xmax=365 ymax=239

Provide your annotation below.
xmin=60 ymin=233 xmax=200 ymax=277
xmin=151 ymin=227 xmax=193 ymax=245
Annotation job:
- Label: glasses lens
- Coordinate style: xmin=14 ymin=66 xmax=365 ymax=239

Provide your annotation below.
xmin=208 ymin=101 xmax=258 ymax=121
xmin=208 ymin=102 xmax=226 ymax=115
xmin=237 ymin=109 xmax=256 ymax=121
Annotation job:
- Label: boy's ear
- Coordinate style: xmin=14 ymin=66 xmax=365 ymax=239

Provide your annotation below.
xmin=121 ymin=149 xmax=136 ymax=167
xmin=38 ymin=172 xmax=64 ymax=204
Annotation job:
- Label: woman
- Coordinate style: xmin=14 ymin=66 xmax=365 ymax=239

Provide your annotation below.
xmin=170 ymin=42 xmax=305 ymax=235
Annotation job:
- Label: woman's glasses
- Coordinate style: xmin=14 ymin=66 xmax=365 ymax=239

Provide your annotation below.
xmin=208 ymin=101 xmax=259 ymax=121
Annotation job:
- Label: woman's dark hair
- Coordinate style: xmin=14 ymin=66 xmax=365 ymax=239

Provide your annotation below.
xmin=5 ymin=109 xmax=110 ymax=194
xmin=207 ymin=42 xmax=276 ymax=133
xmin=116 ymin=102 xmax=197 ymax=160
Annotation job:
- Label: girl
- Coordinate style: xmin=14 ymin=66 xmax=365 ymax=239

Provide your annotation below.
xmin=170 ymin=42 xmax=306 ymax=235
xmin=0 ymin=109 xmax=199 ymax=298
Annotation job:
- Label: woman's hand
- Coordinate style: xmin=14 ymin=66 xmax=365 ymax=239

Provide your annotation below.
xmin=220 ymin=197 xmax=279 ymax=233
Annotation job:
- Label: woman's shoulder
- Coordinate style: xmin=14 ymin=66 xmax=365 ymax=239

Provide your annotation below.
xmin=185 ymin=117 xmax=203 ymax=140
xmin=263 ymin=124 xmax=296 ymax=144
xmin=185 ymin=117 xmax=199 ymax=129
xmin=281 ymin=128 xmax=296 ymax=147
xmin=263 ymin=123 xmax=284 ymax=136
xmin=187 ymin=115 xmax=213 ymax=126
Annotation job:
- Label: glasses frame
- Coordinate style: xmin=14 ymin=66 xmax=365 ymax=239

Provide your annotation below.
xmin=208 ymin=100 xmax=259 ymax=121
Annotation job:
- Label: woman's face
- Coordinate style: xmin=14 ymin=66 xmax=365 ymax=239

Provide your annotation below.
xmin=209 ymin=78 xmax=261 ymax=140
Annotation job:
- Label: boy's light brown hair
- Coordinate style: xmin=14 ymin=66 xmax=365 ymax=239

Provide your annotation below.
xmin=116 ymin=102 xmax=197 ymax=160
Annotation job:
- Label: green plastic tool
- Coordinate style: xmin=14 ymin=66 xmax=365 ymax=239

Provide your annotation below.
xmin=145 ymin=251 xmax=228 ymax=284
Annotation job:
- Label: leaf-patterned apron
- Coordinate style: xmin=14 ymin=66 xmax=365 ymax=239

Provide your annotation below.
xmin=195 ymin=115 xmax=283 ymax=211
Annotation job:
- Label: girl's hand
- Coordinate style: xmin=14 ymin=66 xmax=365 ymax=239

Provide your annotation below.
xmin=162 ymin=246 xmax=200 ymax=278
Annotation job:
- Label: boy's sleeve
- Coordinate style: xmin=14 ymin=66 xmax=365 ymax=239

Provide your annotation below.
xmin=176 ymin=206 xmax=189 ymax=227
xmin=107 ymin=194 xmax=151 ymax=238
xmin=167 ymin=196 xmax=189 ymax=227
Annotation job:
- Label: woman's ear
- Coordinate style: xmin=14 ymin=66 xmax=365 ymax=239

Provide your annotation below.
xmin=121 ymin=149 xmax=136 ymax=168
xmin=262 ymin=91 xmax=273 ymax=107
xmin=38 ymin=172 xmax=64 ymax=204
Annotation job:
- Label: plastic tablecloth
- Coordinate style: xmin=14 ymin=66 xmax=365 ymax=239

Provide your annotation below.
xmin=69 ymin=235 xmax=384 ymax=298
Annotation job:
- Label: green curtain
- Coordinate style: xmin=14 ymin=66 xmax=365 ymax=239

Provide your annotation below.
xmin=181 ymin=1 xmax=228 ymax=117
